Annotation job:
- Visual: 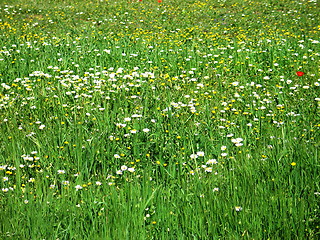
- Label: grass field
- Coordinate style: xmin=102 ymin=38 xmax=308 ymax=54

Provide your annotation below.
xmin=0 ymin=0 xmax=319 ymax=239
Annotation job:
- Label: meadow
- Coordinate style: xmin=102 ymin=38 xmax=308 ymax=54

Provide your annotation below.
xmin=0 ymin=0 xmax=319 ymax=239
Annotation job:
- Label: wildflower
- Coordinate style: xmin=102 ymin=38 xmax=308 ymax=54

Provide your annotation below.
xmin=296 ymin=71 xmax=305 ymax=76
xmin=62 ymin=180 xmax=69 ymax=186
xmin=28 ymin=178 xmax=35 ymax=183
xmin=96 ymin=181 xmax=102 ymax=186
xmin=206 ymin=159 xmax=218 ymax=164
xmin=75 ymin=185 xmax=83 ymax=190
xmin=121 ymin=165 xmax=128 ymax=171
xmin=130 ymin=129 xmax=138 ymax=134
xmin=235 ymin=206 xmax=243 ymax=212
xmin=213 ymin=188 xmax=219 ymax=192
xmin=142 ymin=128 xmax=150 ymax=133
xmin=291 ymin=162 xmax=296 ymax=166
xmin=196 ymin=151 xmax=205 ymax=157
xmin=190 ymin=154 xmax=198 ymax=159
xmin=128 ymin=167 xmax=135 ymax=173
xmin=131 ymin=114 xmax=142 ymax=118
xmin=231 ymin=138 xmax=244 ymax=146
xmin=57 ymin=170 xmax=65 ymax=174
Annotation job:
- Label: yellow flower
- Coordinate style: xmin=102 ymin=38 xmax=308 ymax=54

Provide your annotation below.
xmin=291 ymin=162 xmax=296 ymax=166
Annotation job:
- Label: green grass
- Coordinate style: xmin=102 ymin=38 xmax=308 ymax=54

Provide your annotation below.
xmin=0 ymin=0 xmax=319 ymax=239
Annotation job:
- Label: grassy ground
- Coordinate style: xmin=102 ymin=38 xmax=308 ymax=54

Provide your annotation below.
xmin=0 ymin=0 xmax=319 ymax=239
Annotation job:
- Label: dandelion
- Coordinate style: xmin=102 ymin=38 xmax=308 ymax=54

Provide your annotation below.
xmin=291 ymin=162 xmax=297 ymax=166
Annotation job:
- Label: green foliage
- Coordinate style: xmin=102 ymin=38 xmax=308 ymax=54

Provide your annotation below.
xmin=0 ymin=0 xmax=319 ymax=239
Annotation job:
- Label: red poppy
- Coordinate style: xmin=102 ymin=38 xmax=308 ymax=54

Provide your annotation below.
xmin=158 ymin=0 xmax=162 ymax=2
xmin=296 ymin=71 xmax=305 ymax=76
